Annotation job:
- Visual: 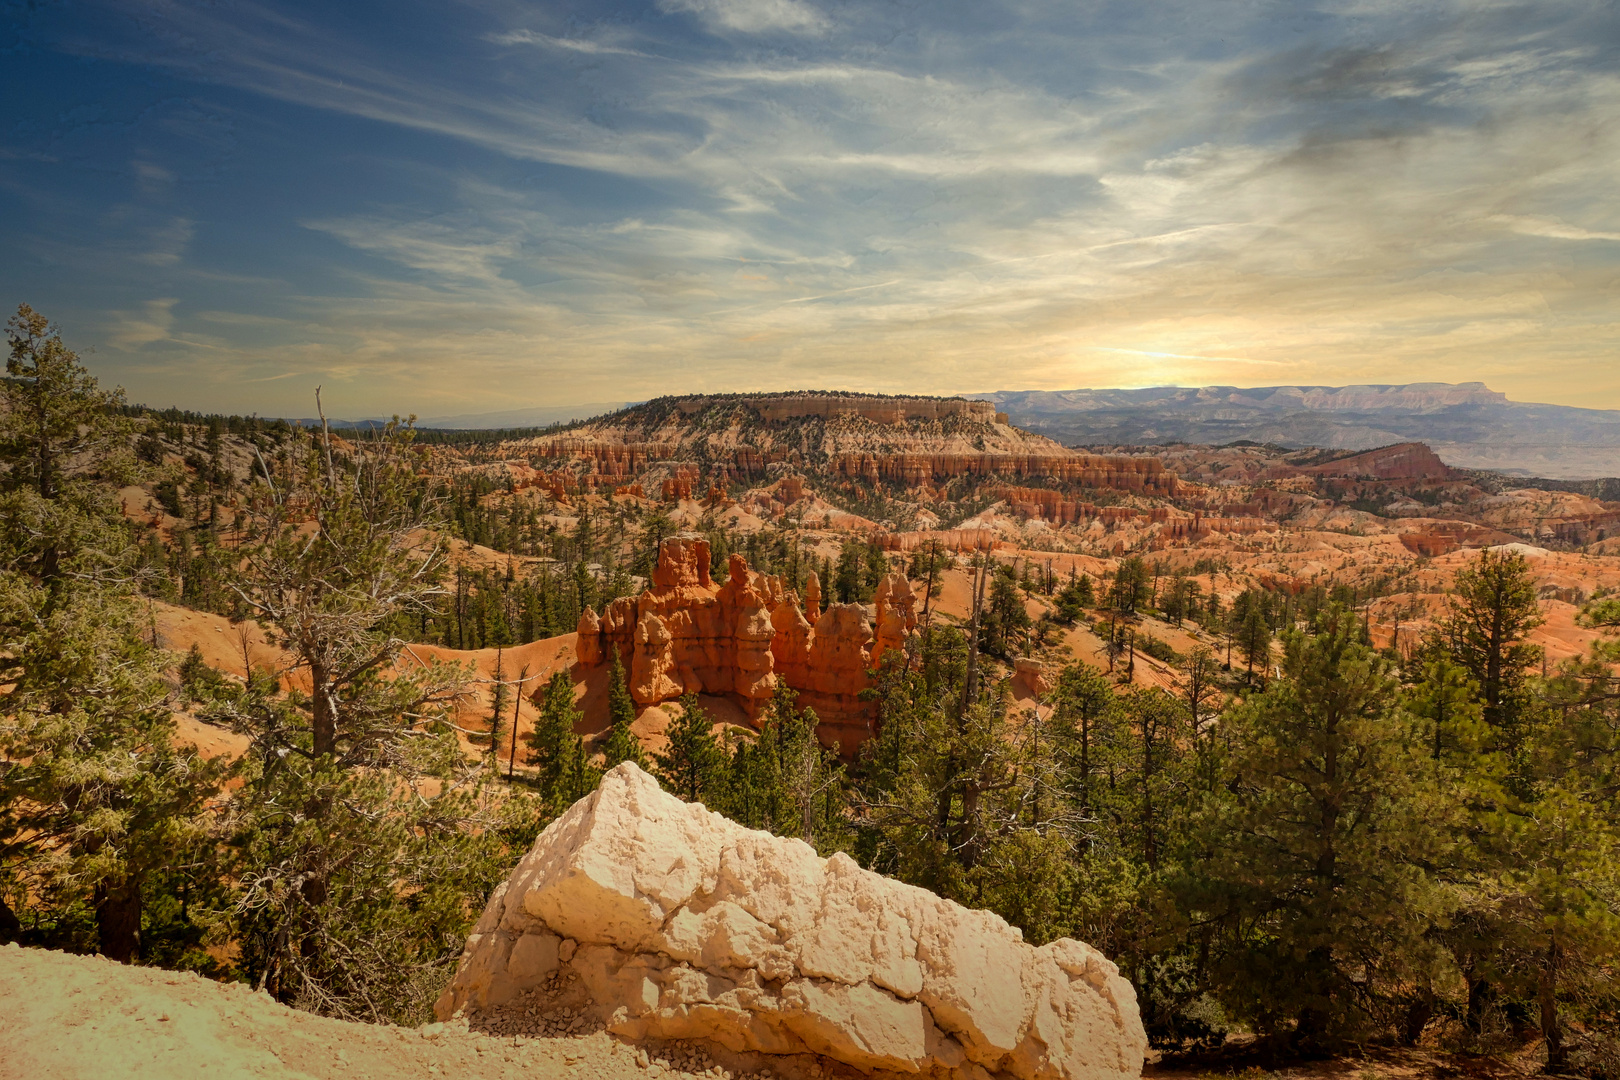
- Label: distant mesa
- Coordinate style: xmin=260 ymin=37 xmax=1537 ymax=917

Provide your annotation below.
xmin=494 ymin=391 xmax=1176 ymax=497
xmin=674 ymin=391 xmax=1002 ymax=425
xmin=1298 ymin=441 xmax=1457 ymax=482
xmin=974 ymin=382 xmax=1620 ymax=480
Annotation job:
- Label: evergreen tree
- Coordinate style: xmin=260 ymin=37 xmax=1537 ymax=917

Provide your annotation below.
xmin=528 ymin=671 xmax=594 ymax=810
xmin=1053 ymin=569 xmax=1094 ymax=624
xmin=601 ymin=650 xmax=646 ymax=770
xmin=208 ymin=410 xmax=505 ymax=1022
xmin=1198 ymin=606 xmax=1460 ymax=1050
xmin=982 ymin=563 xmax=1030 ymax=658
xmin=834 ymin=539 xmax=864 ymax=603
xmin=1108 ymin=556 xmax=1149 ymax=614
xmin=728 ymin=687 xmax=846 ymax=850
xmin=1442 ymin=549 xmax=1543 ymax=735
xmin=1475 ymin=625 xmax=1620 ymax=1067
xmin=0 ymin=305 xmax=223 ymax=962
xmin=0 ymin=587 xmax=226 ymax=960
xmin=654 ymin=694 xmax=729 ymax=805
xmin=1048 ymin=661 xmax=1116 ymax=832
xmin=0 ymin=304 xmax=133 ymax=583
xmin=1227 ymin=588 xmax=1274 ymax=684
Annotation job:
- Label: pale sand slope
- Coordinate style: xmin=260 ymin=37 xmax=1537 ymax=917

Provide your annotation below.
xmin=0 ymin=945 xmax=728 ymax=1080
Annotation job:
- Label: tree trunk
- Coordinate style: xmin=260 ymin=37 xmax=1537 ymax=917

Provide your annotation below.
xmin=298 ymin=872 xmax=329 ymax=984
xmin=961 ymin=554 xmax=988 ymax=716
xmin=0 ymin=893 xmax=24 ymax=942
xmin=1400 ymin=987 xmax=1435 ymax=1046
xmin=95 ymin=876 xmax=141 ymax=963
xmin=1466 ymin=971 xmax=1494 ymax=1035
xmin=310 ymin=658 xmax=336 ymax=758
xmin=1540 ymin=941 xmax=1565 ymax=1071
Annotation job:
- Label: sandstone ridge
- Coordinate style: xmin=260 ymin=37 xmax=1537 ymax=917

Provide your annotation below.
xmin=674 ymin=393 xmax=1001 ymax=425
xmin=437 ymin=763 xmax=1148 ymax=1080
xmin=489 ymin=390 xmax=1180 ymax=499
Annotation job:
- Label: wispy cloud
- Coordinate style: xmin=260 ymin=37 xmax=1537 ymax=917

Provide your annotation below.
xmin=5 ymin=0 xmax=1619 ymax=415
xmin=485 ymin=29 xmax=652 ymax=58
xmin=1092 ymin=348 xmax=1287 ymax=365
xmin=109 ymin=298 xmax=179 ymax=349
xmin=658 ymin=0 xmax=829 ymax=35
xmin=1491 ymin=215 xmax=1620 ymax=242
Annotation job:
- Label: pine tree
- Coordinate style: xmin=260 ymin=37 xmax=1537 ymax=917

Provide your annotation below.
xmin=1477 ymin=626 xmax=1620 ymax=1067
xmin=726 ymin=687 xmax=846 ymax=850
xmin=528 ymin=671 xmax=593 ymax=810
xmin=1048 ymin=661 xmax=1116 ymax=830
xmin=0 ymin=588 xmax=226 ymax=960
xmin=1108 ymin=556 xmax=1149 ymax=614
xmin=208 ymin=406 xmax=504 ymax=1021
xmin=1442 ymin=548 xmax=1543 ymax=735
xmin=0 ymin=305 xmax=223 ymax=961
xmin=1053 ymin=569 xmax=1093 ymax=624
xmin=1227 ymin=588 xmax=1274 ymax=684
xmin=601 ymin=650 xmax=646 ymax=769
xmin=1199 ymin=606 xmax=1460 ymax=1050
xmin=654 ymin=694 xmax=728 ymax=804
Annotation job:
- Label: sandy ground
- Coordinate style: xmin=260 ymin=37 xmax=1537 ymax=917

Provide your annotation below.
xmin=0 ymin=945 xmax=785 ymax=1080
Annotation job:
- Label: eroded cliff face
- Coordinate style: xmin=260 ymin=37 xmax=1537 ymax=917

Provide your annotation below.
xmin=575 ymin=537 xmax=917 ymax=750
xmin=1302 ymin=442 xmax=1458 ymax=482
xmin=829 ymin=453 xmax=1176 ymax=493
xmin=493 ymin=393 xmax=1179 ymax=499
xmin=436 ymin=763 xmax=1149 ymax=1080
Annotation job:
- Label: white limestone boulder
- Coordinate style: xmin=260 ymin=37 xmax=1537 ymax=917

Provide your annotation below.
xmin=436 ymin=762 xmax=1146 ymax=1080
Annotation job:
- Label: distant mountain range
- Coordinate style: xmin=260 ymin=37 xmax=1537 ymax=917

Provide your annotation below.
xmin=971 ymin=383 xmax=1620 ymax=480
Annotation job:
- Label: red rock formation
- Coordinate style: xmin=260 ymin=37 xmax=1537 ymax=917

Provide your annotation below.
xmin=871 ymin=573 xmax=918 ymax=662
xmin=1014 ymin=657 xmax=1051 ymax=696
xmin=577 ymin=537 xmax=912 ymax=749
xmin=631 ymin=611 xmax=682 ymax=704
xmin=1547 ymin=509 xmax=1620 ymax=546
xmin=777 ymin=475 xmax=806 ymax=503
xmin=661 ymin=467 xmax=699 ymax=501
xmin=1398 ymin=522 xmax=1515 ymax=556
xmin=575 ymin=607 xmax=603 ymax=666
xmin=873 ymin=529 xmax=1010 ymax=553
xmin=1305 ymin=442 xmax=1457 ymax=482
xmin=831 ymin=452 xmax=1178 ymax=493
xmin=524 ymin=438 xmax=678 ymax=476
xmin=796 ymin=604 xmax=878 ymax=751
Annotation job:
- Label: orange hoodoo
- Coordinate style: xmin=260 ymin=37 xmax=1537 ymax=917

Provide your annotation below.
xmin=573 ymin=536 xmax=918 ymax=752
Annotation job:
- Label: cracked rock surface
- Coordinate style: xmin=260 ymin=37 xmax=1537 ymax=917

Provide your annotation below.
xmin=436 ymin=763 xmax=1147 ymax=1080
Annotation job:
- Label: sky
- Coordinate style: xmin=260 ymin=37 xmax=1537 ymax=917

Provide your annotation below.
xmin=2 ymin=0 xmax=1618 ymax=419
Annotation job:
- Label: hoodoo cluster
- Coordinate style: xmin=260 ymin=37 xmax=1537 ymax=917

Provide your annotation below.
xmin=575 ymin=537 xmax=918 ymax=751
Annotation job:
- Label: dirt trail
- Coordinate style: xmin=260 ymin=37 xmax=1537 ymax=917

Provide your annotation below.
xmin=0 ymin=945 xmax=762 ymax=1080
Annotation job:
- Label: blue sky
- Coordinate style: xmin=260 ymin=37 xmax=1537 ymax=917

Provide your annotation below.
xmin=3 ymin=0 xmax=1617 ymax=418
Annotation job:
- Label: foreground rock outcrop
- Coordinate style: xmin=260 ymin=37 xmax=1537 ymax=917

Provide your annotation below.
xmin=437 ymin=764 xmax=1147 ymax=1080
